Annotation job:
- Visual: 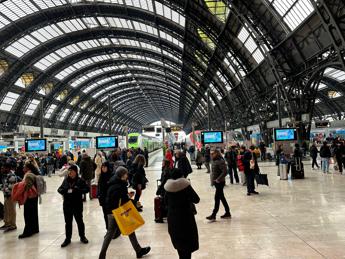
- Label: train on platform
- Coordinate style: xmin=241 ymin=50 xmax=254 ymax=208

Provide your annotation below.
xmin=128 ymin=133 xmax=161 ymax=152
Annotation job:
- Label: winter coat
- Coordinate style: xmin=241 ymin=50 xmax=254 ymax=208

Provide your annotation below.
xmin=132 ymin=163 xmax=148 ymax=189
xmin=196 ymin=151 xmax=203 ymax=165
xmin=156 ymin=167 xmax=171 ymax=196
xmin=310 ymin=146 xmax=318 ymax=158
xmin=1 ymin=171 xmax=20 ymax=198
xmin=165 ymin=152 xmax=174 ymax=169
xmin=211 ymin=157 xmax=227 ymax=184
xmin=57 ymin=176 xmax=89 ymax=211
xmin=105 ymin=176 xmax=130 ymax=214
xmin=204 ymin=148 xmax=211 ymax=163
xmin=237 ymin=153 xmax=245 ymax=172
xmin=224 ymin=150 xmax=237 ymax=166
xmin=320 ymin=145 xmax=331 ymax=158
xmin=176 ymin=155 xmax=193 ymax=177
xmin=97 ymin=171 xmax=113 ymax=206
xmin=243 ymin=151 xmax=259 ymax=174
xmin=164 ymin=178 xmax=200 ymax=253
xmin=95 ymin=155 xmax=103 ymax=176
xmin=80 ymin=156 xmax=96 ymax=181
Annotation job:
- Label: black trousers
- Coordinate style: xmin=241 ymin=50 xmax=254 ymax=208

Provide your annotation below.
xmin=178 ymin=250 xmax=192 ymax=259
xmin=23 ymin=197 xmax=39 ymax=235
xmin=101 ymin=205 xmax=108 ymax=230
xmin=212 ymin=182 xmax=230 ymax=216
xmin=337 ymin=156 xmax=345 ymax=173
xmin=312 ymin=157 xmax=319 ymax=169
xmin=63 ymin=207 xmax=85 ymax=240
xmin=245 ymin=170 xmax=256 ymax=193
xmin=228 ymin=164 xmax=239 ymax=184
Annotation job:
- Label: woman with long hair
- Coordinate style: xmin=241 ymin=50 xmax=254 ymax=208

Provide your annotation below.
xmin=131 ymin=154 xmax=147 ymax=211
xmin=18 ymin=161 xmax=40 ymax=239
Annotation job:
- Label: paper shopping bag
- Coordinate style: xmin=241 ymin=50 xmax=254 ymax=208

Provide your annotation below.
xmin=112 ymin=200 xmax=145 ymax=235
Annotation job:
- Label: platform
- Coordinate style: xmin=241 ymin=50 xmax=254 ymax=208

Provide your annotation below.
xmin=1 ymin=152 xmax=345 ymax=259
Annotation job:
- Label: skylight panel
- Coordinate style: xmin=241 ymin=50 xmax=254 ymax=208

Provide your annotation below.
xmin=324 ymin=68 xmax=345 ymax=82
xmin=60 ymin=108 xmax=70 ymax=121
xmin=268 ymin=0 xmax=314 ymax=31
xmin=252 ymin=49 xmax=265 ymax=64
xmin=25 ymin=99 xmax=40 ymax=116
xmin=80 ymin=114 xmax=88 ymax=125
xmin=31 ymin=24 xmax=63 ymax=42
xmin=318 ymin=83 xmax=327 ymax=90
xmin=0 ymin=0 xmax=38 ymax=24
xmin=71 ymin=111 xmax=81 ymax=123
xmin=154 ymin=1 xmax=185 ymax=27
xmin=5 ymin=35 xmax=39 ymax=58
xmin=82 ymin=17 xmax=99 ymax=28
xmin=0 ymin=92 xmax=19 ymax=111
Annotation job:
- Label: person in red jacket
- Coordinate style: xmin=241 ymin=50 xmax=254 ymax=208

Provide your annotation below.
xmin=165 ymin=149 xmax=174 ymax=169
xmin=237 ymin=146 xmax=246 ymax=185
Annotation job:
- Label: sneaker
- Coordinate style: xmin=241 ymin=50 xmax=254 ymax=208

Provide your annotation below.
xmin=61 ymin=239 xmax=71 ymax=248
xmin=206 ymin=215 xmax=216 ymax=221
xmin=4 ymin=226 xmax=17 ymax=232
xmin=247 ymin=193 xmax=251 ymax=196
xmin=80 ymin=237 xmax=89 ymax=244
xmin=0 ymin=225 xmax=9 ymax=230
xmin=154 ymin=218 xmax=164 ymax=223
xmin=220 ymin=213 xmax=231 ymax=219
xmin=136 ymin=246 xmax=151 ymax=258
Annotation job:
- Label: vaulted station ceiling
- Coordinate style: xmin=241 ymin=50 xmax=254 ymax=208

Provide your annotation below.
xmin=0 ymin=0 xmax=344 ymax=134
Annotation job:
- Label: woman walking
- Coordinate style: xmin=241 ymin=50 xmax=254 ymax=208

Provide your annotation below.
xmin=98 ymin=166 xmax=150 ymax=259
xmin=164 ymin=168 xmax=200 ymax=259
xmin=131 ymin=155 xmax=147 ymax=211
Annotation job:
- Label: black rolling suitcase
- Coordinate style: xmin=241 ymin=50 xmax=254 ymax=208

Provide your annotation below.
xmin=291 ymin=157 xmax=304 ymax=179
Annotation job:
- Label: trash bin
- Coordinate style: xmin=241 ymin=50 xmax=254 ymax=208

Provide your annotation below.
xmin=279 ymin=163 xmax=288 ymax=180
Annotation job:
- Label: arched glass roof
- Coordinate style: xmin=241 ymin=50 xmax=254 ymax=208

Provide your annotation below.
xmin=0 ymin=0 xmax=343 ymax=133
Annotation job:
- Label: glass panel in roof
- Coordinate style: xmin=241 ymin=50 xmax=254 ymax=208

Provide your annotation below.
xmin=205 ymin=0 xmax=230 ymax=22
xmin=70 ymin=111 xmax=81 ymax=123
xmin=197 ymin=28 xmax=216 ymax=50
xmin=328 ymin=91 xmax=342 ymax=99
xmin=155 ymin=1 xmax=185 ymax=27
xmin=324 ymin=68 xmax=345 ymax=82
xmin=0 ymin=91 xmax=19 ymax=111
xmin=237 ymin=25 xmax=266 ymax=64
xmin=268 ymin=0 xmax=314 ymax=31
xmin=25 ymin=99 xmax=40 ymax=116
xmin=318 ymin=83 xmax=327 ymax=90
xmin=60 ymin=108 xmax=70 ymax=121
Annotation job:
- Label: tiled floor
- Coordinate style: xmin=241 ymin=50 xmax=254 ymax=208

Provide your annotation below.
xmin=1 ymin=151 xmax=345 ymax=259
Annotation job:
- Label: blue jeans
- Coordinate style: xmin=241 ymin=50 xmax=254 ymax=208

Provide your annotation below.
xmin=321 ymin=158 xmax=329 ymax=173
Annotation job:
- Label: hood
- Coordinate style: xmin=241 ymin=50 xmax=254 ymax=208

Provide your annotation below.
xmin=164 ymin=178 xmax=190 ymax=193
xmin=108 ymin=174 xmax=126 ymax=186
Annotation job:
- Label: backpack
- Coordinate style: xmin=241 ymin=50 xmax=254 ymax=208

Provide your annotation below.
xmin=36 ymin=175 xmax=47 ymax=196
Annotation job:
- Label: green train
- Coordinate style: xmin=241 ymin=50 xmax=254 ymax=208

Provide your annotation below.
xmin=128 ymin=133 xmax=161 ymax=152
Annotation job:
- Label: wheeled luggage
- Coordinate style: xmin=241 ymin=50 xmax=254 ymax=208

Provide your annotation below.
xmin=290 ymin=158 xmax=304 ymax=179
xmin=154 ymin=196 xmax=164 ymax=220
xmin=91 ymin=184 xmax=98 ymax=199
xmin=279 ymin=164 xmax=288 ymax=180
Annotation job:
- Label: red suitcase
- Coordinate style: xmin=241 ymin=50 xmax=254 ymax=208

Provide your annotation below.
xmin=91 ymin=184 xmax=98 ymax=199
xmin=154 ymin=196 xmax=163 ymax=220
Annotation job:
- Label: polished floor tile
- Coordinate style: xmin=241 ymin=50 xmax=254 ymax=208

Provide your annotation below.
xmin=1 ymin=152 xmax=344 ymax=259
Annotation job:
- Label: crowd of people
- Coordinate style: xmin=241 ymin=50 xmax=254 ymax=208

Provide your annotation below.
xmin=0 ymin=143 xmax=265 ymax=259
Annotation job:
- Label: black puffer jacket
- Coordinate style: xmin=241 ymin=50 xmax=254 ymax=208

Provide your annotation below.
xmin=57 ymin=176 xmax=89 ymax=210
xmin=132 ymin=163 xmax=148 ymax=189
xmin=164 ymin=178 xmax=200 ymax=253
xmin=105 ymin=175 xmax=130 ymax=215
xmin=97 ymin=171 xmax=114 ymax=206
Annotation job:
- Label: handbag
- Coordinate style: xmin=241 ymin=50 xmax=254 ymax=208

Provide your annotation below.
xmin=112 ymin=199 xmax=145 ymax=236
xmin=255 ymin=173 xmax=269 ymax=186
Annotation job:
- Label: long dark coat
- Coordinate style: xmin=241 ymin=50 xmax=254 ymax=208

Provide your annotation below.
xmin=164 ymin=178 xmax=200 ymax=253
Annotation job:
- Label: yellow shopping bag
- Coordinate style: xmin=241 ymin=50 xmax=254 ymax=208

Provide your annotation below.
xmin=112 ymin=200 xmax=145 ymax=236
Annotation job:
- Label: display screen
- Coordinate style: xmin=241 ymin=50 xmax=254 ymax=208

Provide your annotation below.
xmin=53 ymin=143 xmax=62 ymax=150
xmin=96 ymin=136 xmax=118 ymax=149
xmin=274 ymin=128 xmax=297 ymax=141
xmin=25 ymin=139 xmax=47 ymax=152
xmin=201 ymin=131 xmax=224 ymax=144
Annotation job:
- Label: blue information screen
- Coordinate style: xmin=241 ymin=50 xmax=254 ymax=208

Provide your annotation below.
xmin=96 ymin=136 xmax=118 ymax=149
xmin=275 ymin=129 xmax=296 ymax=141
xmin=26 ymin=139 xmax=47 ymax=152
xmin=203 ymin=131 xmax=223 ymax=144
